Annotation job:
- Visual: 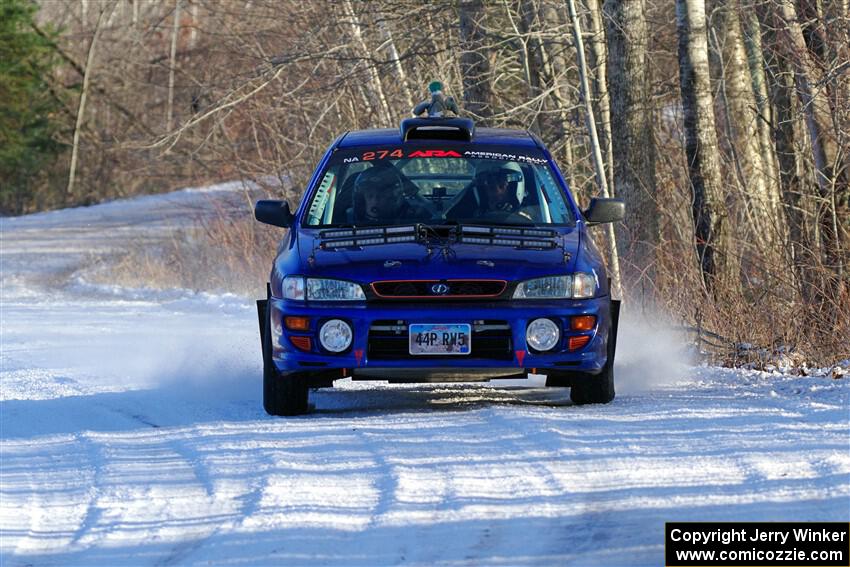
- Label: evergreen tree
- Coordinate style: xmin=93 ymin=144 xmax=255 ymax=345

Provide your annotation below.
xmin=0 ymin=0 xmax=64 ymax=214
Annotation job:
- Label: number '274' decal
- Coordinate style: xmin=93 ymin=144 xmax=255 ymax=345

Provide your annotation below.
xmin=362 ymin=149 xmax=462 ymax=160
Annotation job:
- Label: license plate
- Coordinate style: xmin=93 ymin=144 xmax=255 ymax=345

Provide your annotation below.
xmin=409 ymin=323 xmax=471 ymax=355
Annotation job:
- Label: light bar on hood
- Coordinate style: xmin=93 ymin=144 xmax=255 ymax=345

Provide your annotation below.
xmin=319 ymin=225 xmax=418 ymax=249
xmin=460 ymin=225 xmax=558 ymax=249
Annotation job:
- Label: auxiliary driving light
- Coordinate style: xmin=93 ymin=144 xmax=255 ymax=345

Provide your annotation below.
xmin=319 ymin=319 xmax=353 ymax=353
xmin=570 ymin=315 xmax=596 ymax=331
xmin=285 ymin=316 xmax=310 ymax=331
xmin=526 ymin=318 xmax=560 ymax=352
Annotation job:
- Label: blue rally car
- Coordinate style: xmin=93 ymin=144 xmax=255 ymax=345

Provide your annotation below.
xmin=254 ymin=117 xmax=624 ymax=415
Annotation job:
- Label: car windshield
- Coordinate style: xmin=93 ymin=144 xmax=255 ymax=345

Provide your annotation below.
xmin=302 ymin=147 xmax=575 ymax=227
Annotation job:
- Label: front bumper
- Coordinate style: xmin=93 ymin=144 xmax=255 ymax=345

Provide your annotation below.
xmin=267 ymin=298 xmax=611 ymax=379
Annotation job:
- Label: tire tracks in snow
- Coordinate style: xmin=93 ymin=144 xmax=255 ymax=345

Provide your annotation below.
xmin=152 ymin=424 xmax=251 ymax=567
xmin=473 ymin=404 xmax=587 ymax=561
xmin=67 ymin=432 xmax=104 ymax=551
xmin=60 ymin=407 xmax=234 ymax=566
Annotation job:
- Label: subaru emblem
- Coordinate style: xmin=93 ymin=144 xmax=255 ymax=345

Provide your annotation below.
xmin=431 ymin=283 xmax=449 ymax=295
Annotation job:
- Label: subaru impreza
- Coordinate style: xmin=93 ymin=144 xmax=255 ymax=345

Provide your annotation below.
xmin=254 ymin=117 xmax=624 ymax=415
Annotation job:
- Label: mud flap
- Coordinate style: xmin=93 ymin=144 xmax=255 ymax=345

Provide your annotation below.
xmin=257 ymin=299 xmax=267 ymax=344
xmin=257 ymin=283 xmax=270 ymax=358
xmin=609 ymin=299 xmax=621 ymax=363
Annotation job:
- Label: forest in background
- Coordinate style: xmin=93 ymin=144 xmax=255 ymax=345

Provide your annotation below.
xmin=1 ymin=0 xmax=848 ymax=364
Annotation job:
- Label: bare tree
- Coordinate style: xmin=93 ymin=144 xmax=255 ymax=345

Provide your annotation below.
xmin=771 ymin=0 xmax=849 ymax=314
xmin=767 ymin=31 xmax=811 ymax=297
xmin=378 ymin=18 xmax=414 ymax=113
xmin=714 ymin=0 xmax=785 ymax=257
xmin=567 ymin=0 xmax=622 ymax=297
xmin=342 ymin=0 xmax=394 ymax=126
xmin=535 ymin=1 xmax=579 ymax=184
xmin=741 ymin=9 xmax=782 ymax=210
xmin=67 ymin=1 xmax=114 ymax=197
xmin=677 ymin=0 xmax=738 ymax=295
xmin=458 ymin=0 xmax=494 ymax=120
xmin=584 ymin=0 xmax=613 ymax=189
xmin=604 ymin=0 xmax=658 ymax=295
xmin=166 ymin=0 xmax=181 ymax=132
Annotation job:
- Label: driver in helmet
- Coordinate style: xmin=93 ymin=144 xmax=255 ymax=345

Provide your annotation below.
xmin=444 ymin=162 xmax=530 ymax=220
xmin=353 ymin=164 xmax=431 ymax=224
xmin=477 ymin=168 xmax=518 ymax=213
xmin=471 ymin=164 xmax=531 ymax=219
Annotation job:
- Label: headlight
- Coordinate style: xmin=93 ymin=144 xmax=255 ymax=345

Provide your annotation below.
xmin=283 ymin=277 xmax=365 ymax=301
xmin=513 ymin=276 xmax=571 ymax=299
xmin=512 ymin=274 xmax=596 ymax=299
xmin=306 ymin=278 xmax=365 ymax=301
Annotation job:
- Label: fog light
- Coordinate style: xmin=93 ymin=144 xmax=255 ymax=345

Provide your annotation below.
xmin=568 ymin=335 xmax=591 ymax=351
xmin=526 ymin=318 xmax=560 ymax=352
xmin=319 ymin=319 xmax=353 ymax=353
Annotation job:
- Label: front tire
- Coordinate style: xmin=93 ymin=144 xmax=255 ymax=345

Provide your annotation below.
xmin=570 ymin=299 xmax=618 ymax=405
xmin=262 ymin=305 xmax=310 ymax=416
xmin=569 ymin=359 xmax=615 ymax=404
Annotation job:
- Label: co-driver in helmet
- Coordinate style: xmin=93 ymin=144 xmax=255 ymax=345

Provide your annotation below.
xmin=353 ymin=164 xmax=432 ymax=224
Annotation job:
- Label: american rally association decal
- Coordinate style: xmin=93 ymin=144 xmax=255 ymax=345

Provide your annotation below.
xmin=354 ymin=149 xmax=546 ymax=164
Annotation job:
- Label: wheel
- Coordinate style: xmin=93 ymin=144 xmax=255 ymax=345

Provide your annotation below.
xmin=262 ymin=305 xmax=310 ymax=416
xmin=569 ymin=359 xmax=614 ymax=404
xmin=570 ymin=301 xmax=618 ymax=405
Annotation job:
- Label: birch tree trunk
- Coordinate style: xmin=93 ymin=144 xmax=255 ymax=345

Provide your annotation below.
xmin=584 ymin=0 xmax=613 ymax=191
xmin=378 ymin=20 xmax=414 ymax=114
xmin=67 ymin=2 xmax=113 ymax=197
xmin=769 ymin=44 xmax=811 ymax=300
xmin=537 ymin=2 xmax=578 ymax=182
xmin=567 ymin=0 xmax=622 ymax=298
xmin=517 ymin=0 xmax=544 ymax=133
xmin=517 ymin=0 xmax=573 ymax=179
xmin=167 ymin=0 xmax=181 ymax=132
xmin=677 ymin=0 xmax=738 ymax=295
xmin=741 ymin=10 xmax=781 ymax=206
xmin=188 ymin=1 xmax=198 ymax=48
xmin=771 ymin=0 xmax=848 ymax=315
xmin=717 ymin=0 xmax=785 ymax=253
xmin=458 ymin=0 xmax=494 ymax=120
xmin=775 ymin=0 xmax=847 ymax=282
xmin=342 ymin=0 xmax=393 ymax=127
xmin=604 ymin=0 xmax=658 ymax=295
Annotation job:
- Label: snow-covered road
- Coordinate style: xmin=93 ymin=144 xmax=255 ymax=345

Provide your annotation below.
xmin=1 ymin=187 xmax=848 ymax=566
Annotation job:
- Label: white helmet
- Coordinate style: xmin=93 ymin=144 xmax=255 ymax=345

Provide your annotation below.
xmin=471 ymin=160 xmax=525 ymax=209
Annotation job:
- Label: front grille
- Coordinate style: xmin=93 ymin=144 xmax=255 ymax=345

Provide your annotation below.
xmin=371 ymin=280 xmax=506 ymax=299
xmin=368 ymin=320 xmax=513 ymax=360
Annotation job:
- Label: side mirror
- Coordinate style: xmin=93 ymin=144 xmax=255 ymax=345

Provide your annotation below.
xmin=584 ymin=198 xmax=625 ymax=226
xmin=254 ymin=200 xmax=294 ymax=228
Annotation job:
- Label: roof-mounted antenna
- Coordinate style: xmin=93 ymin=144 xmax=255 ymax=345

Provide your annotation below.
xmin=412 ymin=81 xmax=459 ymax=118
